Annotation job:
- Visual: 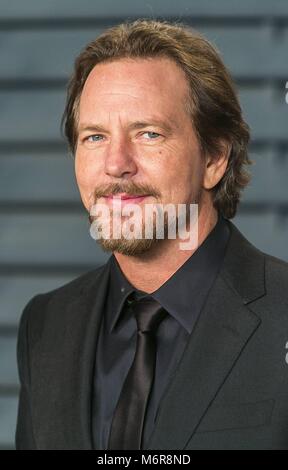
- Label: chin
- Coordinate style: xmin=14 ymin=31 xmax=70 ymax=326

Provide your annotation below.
xmin=96 ymin=236 xmax=161 ymax=256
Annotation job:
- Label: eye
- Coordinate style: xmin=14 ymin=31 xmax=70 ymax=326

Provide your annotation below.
xmin=85 ymin=134 xmax=104 ymax=142
xmin=142 ymin=131 xmax=161 ymax=139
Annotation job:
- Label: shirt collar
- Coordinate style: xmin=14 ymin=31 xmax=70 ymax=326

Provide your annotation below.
xmin=107 ymin=213 xmax=231 ymax=334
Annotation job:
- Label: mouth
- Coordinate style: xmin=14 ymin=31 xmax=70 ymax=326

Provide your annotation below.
xmin=102 ymin=193 xmax=150 ymax=205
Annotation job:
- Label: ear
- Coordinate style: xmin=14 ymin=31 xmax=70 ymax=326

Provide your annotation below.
xmin=203 ymin=141 xmax=231 ymax=190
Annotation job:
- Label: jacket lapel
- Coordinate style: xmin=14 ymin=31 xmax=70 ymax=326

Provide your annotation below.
xmin=33 ymin=256 xmax=111 ymax=449
xmin=73 ymin=259 xmax=111 ymax=449
xmin=146 ymin=220 xmax=266 ymax=450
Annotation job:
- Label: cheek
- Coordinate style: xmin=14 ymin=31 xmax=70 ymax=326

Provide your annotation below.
xmin=75 ymin=152 xmax=99 ymax=190
xmin=160 ymin=151 xmax=190 ymax=184
xmin=163 ymin=153 xmax=202 ymax=200
xmin=74 ymin=159 xmax=95 ymax=211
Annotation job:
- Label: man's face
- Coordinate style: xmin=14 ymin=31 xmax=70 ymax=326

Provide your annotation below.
xmin=75 ymin=57 xmax=206 ymax=255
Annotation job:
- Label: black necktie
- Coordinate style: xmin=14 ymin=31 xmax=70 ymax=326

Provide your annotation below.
xmin=107 ymin=295 xmax=167 ymax=450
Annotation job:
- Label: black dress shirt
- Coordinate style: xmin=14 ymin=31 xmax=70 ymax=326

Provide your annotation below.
xmin=92 ymin=213 xmax=231 ymax=449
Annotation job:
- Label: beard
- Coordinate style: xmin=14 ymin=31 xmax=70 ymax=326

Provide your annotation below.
xmin=96 ymin=233 xmax=159 ymax=256
xmin=88 ymin=182 xmax=202 ymax=256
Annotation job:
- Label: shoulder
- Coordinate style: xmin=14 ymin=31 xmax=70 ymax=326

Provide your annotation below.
xmin=17 ymin=263 xmax=107 ymax=333
xmin=223 ymin=219 xmax=288 ymax=306
xmin=264 ymin=252 xmax=288 ymax=295
xmin=227 ymin=218 xmax=288 ymax=280
xmin=264 ymin=251 xmax=288 ymax=274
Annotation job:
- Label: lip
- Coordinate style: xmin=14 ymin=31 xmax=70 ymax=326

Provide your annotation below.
xmin=103 ymin=194 xmax=150 ymax=205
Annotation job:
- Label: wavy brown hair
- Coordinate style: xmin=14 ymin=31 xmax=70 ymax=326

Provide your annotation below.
xmin=61 ymin=19 xmax=252 ymax=219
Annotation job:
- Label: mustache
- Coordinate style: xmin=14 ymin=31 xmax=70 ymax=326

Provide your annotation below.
xmin=93 ymin=182 xmax=160 ymax=200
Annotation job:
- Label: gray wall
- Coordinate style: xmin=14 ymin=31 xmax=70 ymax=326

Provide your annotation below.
xmin=0 ymin=0 xmax=288 ymax=449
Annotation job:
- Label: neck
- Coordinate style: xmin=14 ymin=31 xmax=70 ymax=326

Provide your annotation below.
xmin=113 ymin=200 xmax=219 ymax=294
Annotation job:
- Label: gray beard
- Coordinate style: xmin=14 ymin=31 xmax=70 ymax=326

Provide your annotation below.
xmin=90 ymin=191 xmax=202 ymax=256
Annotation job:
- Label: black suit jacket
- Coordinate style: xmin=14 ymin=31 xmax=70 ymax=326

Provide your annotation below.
xmin=15 ymin=220 xmax=288 ymax=449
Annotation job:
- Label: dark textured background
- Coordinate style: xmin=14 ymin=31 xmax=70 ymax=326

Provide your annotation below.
xmin=0 ymin=0 xmax=288 ymax=449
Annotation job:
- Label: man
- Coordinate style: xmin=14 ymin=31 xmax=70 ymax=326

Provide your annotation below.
xmin=15 ymin=19 xmax=288 ymax=450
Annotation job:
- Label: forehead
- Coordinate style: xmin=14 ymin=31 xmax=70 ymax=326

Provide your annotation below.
xmin=79 ymin=57 xmax=190 ymax=119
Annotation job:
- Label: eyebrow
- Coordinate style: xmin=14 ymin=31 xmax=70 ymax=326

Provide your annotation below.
xmin=78 ymin=119 xmax=175 ymax=135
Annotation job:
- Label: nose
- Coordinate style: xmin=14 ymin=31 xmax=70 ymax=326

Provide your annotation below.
xmin=104 ymin=135 xmax=138 ymax=179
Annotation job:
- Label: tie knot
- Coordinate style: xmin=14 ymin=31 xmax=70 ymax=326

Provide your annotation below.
xmin=129 ymin=295 xmax=167 ymax=333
